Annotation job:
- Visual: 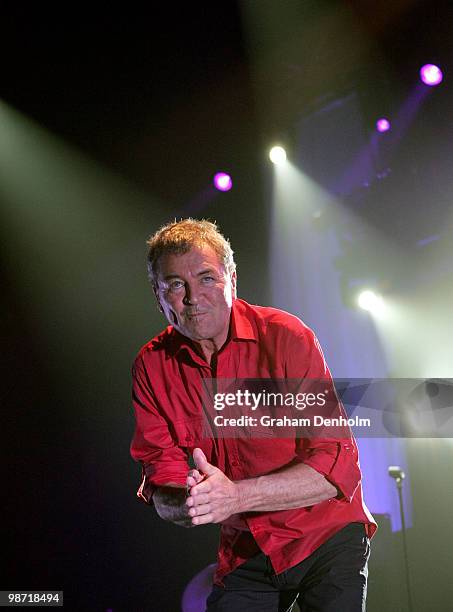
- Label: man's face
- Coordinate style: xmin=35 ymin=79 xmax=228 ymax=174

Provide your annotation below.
xmin=154 ymin=244 xmax=236 ymax=347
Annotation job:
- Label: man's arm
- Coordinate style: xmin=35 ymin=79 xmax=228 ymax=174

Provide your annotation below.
xmin=186 ymin=448 xmax=337 ymax=526
xmin=131 ymin=358 xmax=198 ymax=519
xmin=236 ymin=462 xmax=337 ymax=511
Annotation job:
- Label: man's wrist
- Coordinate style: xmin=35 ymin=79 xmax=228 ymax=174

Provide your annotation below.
xmin=234 ymin=478 xmax=255 ymax=513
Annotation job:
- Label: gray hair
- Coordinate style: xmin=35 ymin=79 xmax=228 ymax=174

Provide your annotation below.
xmin=146 ymin=218 xmax=236 ymax=285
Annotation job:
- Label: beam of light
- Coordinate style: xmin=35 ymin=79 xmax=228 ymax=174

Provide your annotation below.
xmin=376 ymin=118 xmax=391 ymax=133
xmin=0 ymin=99 xmax=168 ymax=362
xmin=270 ymin=160 xmax=408 ymax=530
xmin=269 ymin=146 xmax=287 ymax=165
xmin=367 ymin=289 xmax=453 ymax=380
xmin=337 ymin=86 xmax=430 ymax=195
xmin=420 ymin=63 xmax=443 ymax=86
xmin=358 ymin=290 xmax=385 ymax=313
xmin=213 ymin=172 xmax=232 ymax=192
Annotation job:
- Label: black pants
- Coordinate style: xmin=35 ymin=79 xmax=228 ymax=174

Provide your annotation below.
xmin=206 ymin=523 xmax=370 ymax=612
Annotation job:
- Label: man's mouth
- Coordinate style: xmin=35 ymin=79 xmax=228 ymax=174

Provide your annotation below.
xmin=186 ymin=311 xmax=208 ymax=319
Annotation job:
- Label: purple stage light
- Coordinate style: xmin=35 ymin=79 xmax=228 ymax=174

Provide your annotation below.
xmin=213 ymin=172 xmax=232 ymax=192
xmin=376 ymin=118 xmax=391 ymax=133
xmin=420 ymin=64 xmax=443 ymax=86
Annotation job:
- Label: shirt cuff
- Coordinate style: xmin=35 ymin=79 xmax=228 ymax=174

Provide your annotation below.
xmin=301 ymin=441 xmax=361 ymax=502
xmin=136 ymin=462 xmax=189 ymax=504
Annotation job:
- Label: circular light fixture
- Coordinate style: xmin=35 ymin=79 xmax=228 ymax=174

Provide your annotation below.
xmin=213 ymin=172 xmax=232 ymax=192
xmin=358 ymin=290 xmax=384 ymax=313
xmin=419 ymin=64 xmax=443 ymax=86
xmin=269 ymin=146 xmax=287 ymax=165
xmin=376 ymin=118 xmax=391 ymax=133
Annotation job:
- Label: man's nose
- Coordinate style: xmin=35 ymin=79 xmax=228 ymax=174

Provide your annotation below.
xmin=182 ymin=282 xmax=199 ymax=305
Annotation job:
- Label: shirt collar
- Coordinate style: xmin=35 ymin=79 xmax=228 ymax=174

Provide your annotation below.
xmin=230 ymin=298 xmax=257 ymax=341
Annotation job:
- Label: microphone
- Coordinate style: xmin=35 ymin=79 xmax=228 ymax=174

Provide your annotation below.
xmin=388 ymin=465 xmax=405 ymax=481
xmin=388 ymin=464 xmax=412 ymax=611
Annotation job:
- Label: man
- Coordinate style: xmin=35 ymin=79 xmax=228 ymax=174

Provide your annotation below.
xmin=131 ymin=218 xmax=376 ymax=611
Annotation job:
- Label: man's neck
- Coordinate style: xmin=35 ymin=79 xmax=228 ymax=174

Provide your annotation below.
xmin=197 ymin=339 xmax=219 ymax=367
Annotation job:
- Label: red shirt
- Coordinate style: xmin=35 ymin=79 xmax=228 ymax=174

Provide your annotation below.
xmin=130 ymin=299 xmax=376 ymax=585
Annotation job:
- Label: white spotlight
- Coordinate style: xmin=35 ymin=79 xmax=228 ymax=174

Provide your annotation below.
xmin=269 ymin=146 xmax=287 ymax=165
xmin=358 ymin=290 xmax=384 ymax=313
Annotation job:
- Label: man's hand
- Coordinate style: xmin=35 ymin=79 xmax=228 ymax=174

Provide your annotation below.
xmin=184 ymin=447 xmax=338 ymax=526
xmin=185 ymin=448 xmax=241 ymax=525
xmin=153 ymin=485 xmax=193 ymax=528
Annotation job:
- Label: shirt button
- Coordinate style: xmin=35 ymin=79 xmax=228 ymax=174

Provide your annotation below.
xmin=185 ymin=435 xmax=192 ymax=441
xmin=231 ymin=460 xmax=240 ymax=467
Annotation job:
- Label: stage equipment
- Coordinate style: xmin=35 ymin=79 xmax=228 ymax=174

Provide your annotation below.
xmin=388 ymin=465 xmax=413 ymax=612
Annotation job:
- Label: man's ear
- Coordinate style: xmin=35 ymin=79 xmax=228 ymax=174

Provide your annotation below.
xmin=231 ymin=270 xmax=237 ymax=298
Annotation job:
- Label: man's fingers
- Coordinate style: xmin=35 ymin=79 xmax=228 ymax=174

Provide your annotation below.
xmin=186 ymin=474 xmax=199 ymax=488
xmin=192 ymin=512 xmax=215 ymax=526
xmin=188 ymin=502 xmax=211 ymax=517
xmin=189 ymin=480 xmax=211 ymax=496
xmin=186 ymin=492 xmax=210 ymax=507
xmin=187 ymin=469 xmax=204 ymax=483
xmin=193 ymin=447 xmax=217 ymax=476
xmin=186 ymin=468 xmax=204 ymax=494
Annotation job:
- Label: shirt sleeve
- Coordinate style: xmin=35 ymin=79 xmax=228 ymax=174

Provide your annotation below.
xmin=284 ymin=321 xmax=362 ymax=501
xmin=297 ymin=438 xmax=361 ymax=502
xmin=130 ymin=355 xmax=190 ymax=504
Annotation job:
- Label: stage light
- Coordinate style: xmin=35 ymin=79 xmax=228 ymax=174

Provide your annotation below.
xmin=213 ymin=172 xmax=232 ymax=192
xmin=269 ymin=146 xmax=287 ymax=165
xmin=376 ymin=118 xmax=391 ymax=133
xmin=420 ymin=64 xmax=443 ymax=86
xmin=358 ymin=290 xmax=384 ymax=313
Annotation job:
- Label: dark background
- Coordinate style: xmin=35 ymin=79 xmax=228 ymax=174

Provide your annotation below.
xmin=1 ymin=2 xmax=452 ymax=610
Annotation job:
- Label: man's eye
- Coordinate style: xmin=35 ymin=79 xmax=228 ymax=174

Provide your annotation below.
xmin=169 ymin=280 xmax=184 ymax=290
xmin=201 ymin=276 xmax=215 ymax=283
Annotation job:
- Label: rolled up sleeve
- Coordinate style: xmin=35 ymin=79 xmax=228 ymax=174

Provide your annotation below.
xmin=130 ymin=358 xmax=189 ymax=504
xmin=300 ymin=439 xmax=362 ymax=502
